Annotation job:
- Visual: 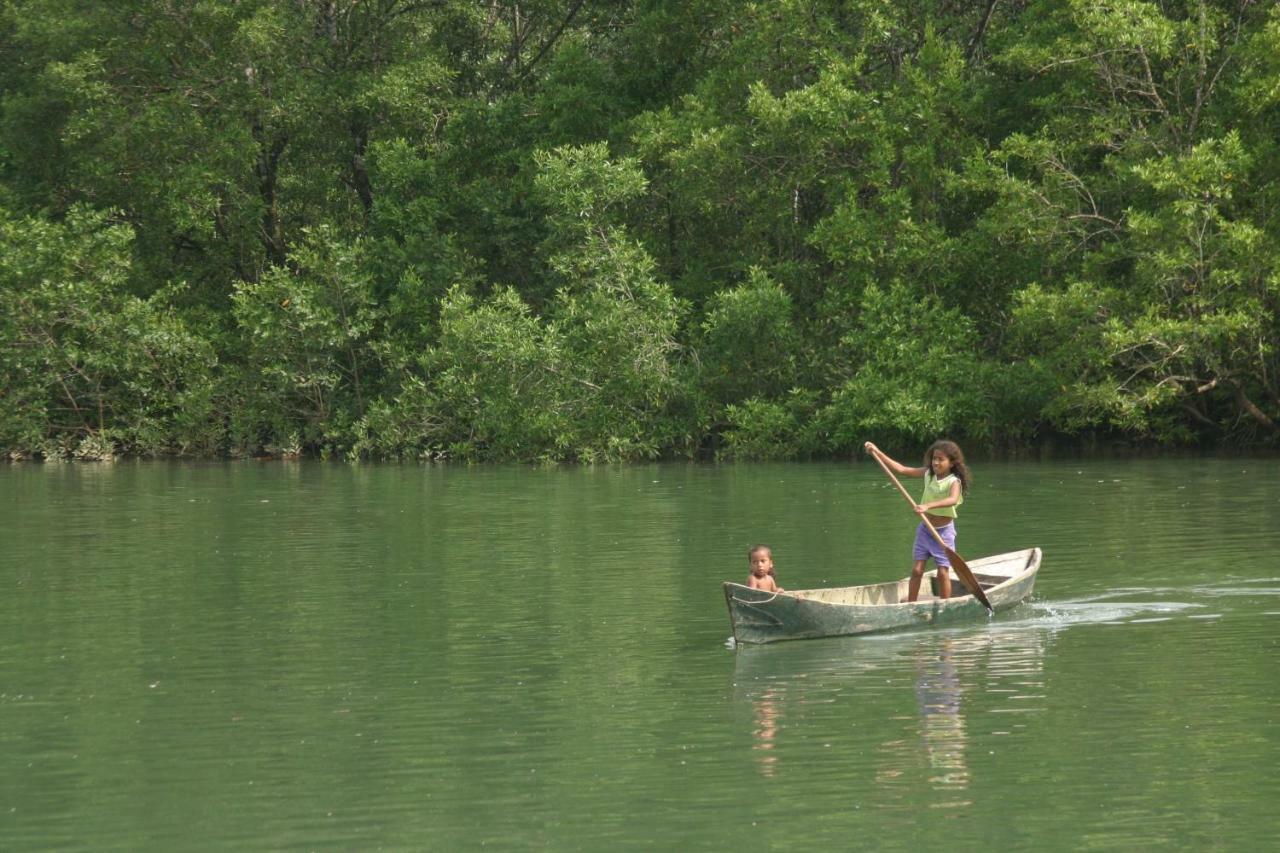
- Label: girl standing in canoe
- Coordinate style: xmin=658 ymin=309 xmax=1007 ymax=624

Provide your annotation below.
xmin=864 ymin=440 xmax=971 ymax=602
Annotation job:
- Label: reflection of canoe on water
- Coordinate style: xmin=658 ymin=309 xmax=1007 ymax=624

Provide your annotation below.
xmin=724 ymin=548 xmax=1041 ymax=644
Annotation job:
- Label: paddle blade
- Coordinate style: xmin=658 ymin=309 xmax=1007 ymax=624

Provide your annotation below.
xmin=946 ymin=548 xmax=993 ymax=612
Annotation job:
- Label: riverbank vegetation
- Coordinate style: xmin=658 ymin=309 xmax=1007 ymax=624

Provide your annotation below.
xmin=2 ymin=1 xmax=1278 ymax=461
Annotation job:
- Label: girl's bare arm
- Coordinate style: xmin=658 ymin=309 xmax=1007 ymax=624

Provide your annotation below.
xmin=863 ymin=442 xmax=926 ymax=477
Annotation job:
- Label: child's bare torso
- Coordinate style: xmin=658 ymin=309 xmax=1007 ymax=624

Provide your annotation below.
xmin=748 ymin=574 xmax=780 ymax=592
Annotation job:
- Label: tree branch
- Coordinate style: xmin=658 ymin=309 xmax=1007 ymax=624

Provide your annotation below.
xmin=965 ymin=0 xmax=1000 ymax=64
xmin=512 ymin=0 xmax=589 ymax=87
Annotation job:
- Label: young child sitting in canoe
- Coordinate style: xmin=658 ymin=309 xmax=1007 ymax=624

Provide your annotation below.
xmin=747 ymin=544 xmax=784 ymax=593
xmin=864 ymin=440 xmax=971 ymax=602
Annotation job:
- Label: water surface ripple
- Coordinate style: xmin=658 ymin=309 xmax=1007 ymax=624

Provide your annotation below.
xmin=2 ymin=458 xmax=1278 ymax=849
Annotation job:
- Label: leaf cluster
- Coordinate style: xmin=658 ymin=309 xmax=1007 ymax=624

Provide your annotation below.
xmin=3 ymin=1 xmax=1279 ymax=460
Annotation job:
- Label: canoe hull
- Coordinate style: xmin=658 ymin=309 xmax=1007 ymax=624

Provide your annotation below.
xmin=724 ymin=548 xmax=1041 ymax=644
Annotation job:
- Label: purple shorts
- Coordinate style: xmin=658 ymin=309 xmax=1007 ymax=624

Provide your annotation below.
xmin=912 ymin=521 xmax=956 ymax=566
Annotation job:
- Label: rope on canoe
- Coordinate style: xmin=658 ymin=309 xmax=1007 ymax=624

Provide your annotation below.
xmin=730 ymin=597 xmax=784 ymax=626
xmin=731 ymin=593 xmax=782 ymax=605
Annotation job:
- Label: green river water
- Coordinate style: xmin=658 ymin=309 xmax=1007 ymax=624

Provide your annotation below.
xmin=2 ymin=457 xmax=1277 ymax=850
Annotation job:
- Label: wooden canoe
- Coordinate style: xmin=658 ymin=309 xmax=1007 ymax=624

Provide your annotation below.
xmin=723 ymin=547 xmax=1041 ymax=644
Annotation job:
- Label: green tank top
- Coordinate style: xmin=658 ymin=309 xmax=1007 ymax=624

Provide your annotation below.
xmin=921 ymin=473 xmax=962 ymax=518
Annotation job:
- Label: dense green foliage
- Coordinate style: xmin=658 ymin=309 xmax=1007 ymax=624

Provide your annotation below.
xmin=2 ymin=1 xmax=1278 ymax=460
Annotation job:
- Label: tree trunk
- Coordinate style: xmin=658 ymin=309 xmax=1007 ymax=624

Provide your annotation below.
xmin=351 ymin=123 xmax=374 ymax=215
xmin=1233 ymin=381 xmax=1277 ymax=432
xmin=254 ymin=126 xmax=290 ymax=267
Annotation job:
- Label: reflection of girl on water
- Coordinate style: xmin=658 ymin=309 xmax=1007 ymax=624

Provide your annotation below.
xmin=915 ymin=640 xmax=970 ymax=791
xmin=915 ymin=649 xmax=961 ymax=717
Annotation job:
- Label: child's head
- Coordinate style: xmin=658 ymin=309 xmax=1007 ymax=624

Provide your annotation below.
xmin=748 ymin=544 xmax=775 ymax=577
xmin=924 ymin=440 xmax=971 ymax=494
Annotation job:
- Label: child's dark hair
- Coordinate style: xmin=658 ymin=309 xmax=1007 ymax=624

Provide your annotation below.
xmin=924 ymin=440 xmax=972 ymax=495
xmin=748 ymin=544 xmax=776 ymax=576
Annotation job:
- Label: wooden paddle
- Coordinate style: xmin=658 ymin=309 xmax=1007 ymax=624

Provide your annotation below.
xmin=868 ymin=450 xmax=993 ymax=612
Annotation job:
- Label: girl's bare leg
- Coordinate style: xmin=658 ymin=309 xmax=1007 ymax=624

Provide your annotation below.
xmin=907 ymin=560 xmax=927 ymax=601
xmin=936 ymin=566 xmax=951 ymax=600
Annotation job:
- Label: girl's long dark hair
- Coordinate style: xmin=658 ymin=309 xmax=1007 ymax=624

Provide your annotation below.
xmin=924 ymin=440 xmax=971 ymax=495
